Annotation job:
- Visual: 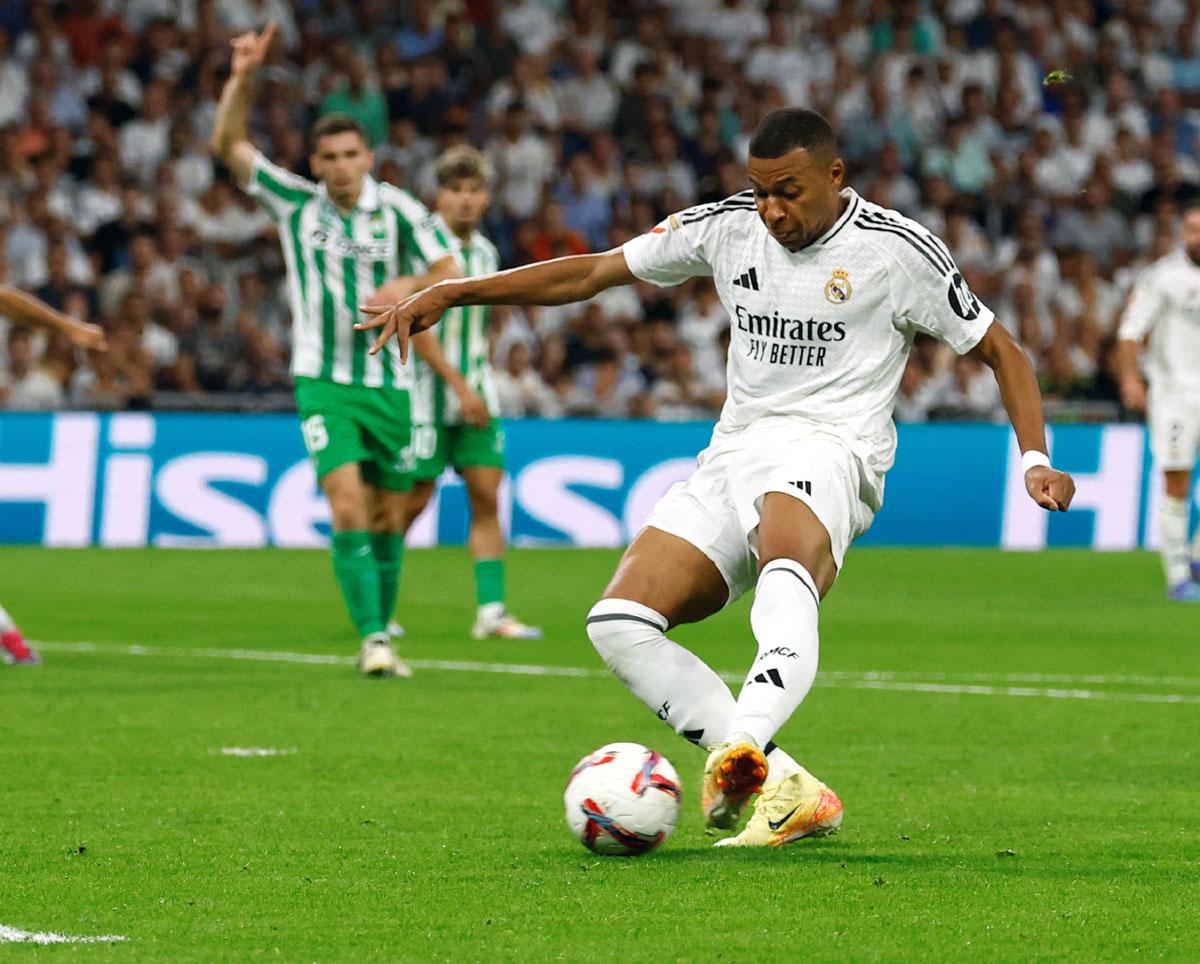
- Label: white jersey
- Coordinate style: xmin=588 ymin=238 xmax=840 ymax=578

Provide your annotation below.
xmin=622 ymin=188 xmax=993 ymax=509
xmin=1118 ymin=248 xmax=1200 ymax=397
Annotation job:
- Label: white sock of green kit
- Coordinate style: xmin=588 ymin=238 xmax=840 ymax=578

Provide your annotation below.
xmin=727 ymin=559 xmax=821 ymax=750
xmin=1160 ymin=495 xmax=1191 ymax=587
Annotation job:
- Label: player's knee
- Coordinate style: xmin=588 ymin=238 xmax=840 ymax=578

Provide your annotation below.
xmin=467 ymin=484 xmax=499 ymax=520
xmin=406 ymin=483 xmax=435 ymax=522
xmin=328 ymin=496 xmax=365 ymax=531
xmin=586 ymin=599 xmax=666 ymax=668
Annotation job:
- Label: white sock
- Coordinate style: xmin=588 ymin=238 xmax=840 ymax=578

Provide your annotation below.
xmin=0 ymin=603 xmax=14 ymax=632
xmin=726 ymin=560 xmax=820 ymax=750
xmin=586 ymin=598 xmax=738 ymax=752
xmin=478 ymin=601 xmax=505 ymax=622
xmin=1160 ymin=496 xmax=1191 ymax=587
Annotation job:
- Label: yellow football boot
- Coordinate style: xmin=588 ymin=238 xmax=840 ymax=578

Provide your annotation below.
xmin=701 ymin=742 xmax=768 ymax=829
xmin=714 ymin=768 xmax=842 ymax=847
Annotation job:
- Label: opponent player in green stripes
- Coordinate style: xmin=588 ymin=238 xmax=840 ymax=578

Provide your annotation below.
xmin=401 ymin=147 xmax=541 ymax=640
xmin=210 ymin=24 xmax=459 ymax=677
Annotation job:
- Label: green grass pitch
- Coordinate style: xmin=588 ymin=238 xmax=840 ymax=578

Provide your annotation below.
xmin=1 ymin=546 xmax=1197 ymax=960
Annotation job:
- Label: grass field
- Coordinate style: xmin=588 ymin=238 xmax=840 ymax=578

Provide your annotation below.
xmin=1 ymin=546 xmax=1198 ymax=961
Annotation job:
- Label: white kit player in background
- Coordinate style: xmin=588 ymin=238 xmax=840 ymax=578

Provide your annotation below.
xmin=1117 ymin=202 xmax=1200 ymax=601
xmin=359 ymin=108 xmax=1076 ymax=847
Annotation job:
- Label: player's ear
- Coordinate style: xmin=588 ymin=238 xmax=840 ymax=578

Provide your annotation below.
xmin=829 ymin=156 xmax=845 ymax=188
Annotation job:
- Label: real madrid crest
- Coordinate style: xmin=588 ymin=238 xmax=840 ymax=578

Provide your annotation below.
xmin=824 ymin=268 xmax=852 ymax=304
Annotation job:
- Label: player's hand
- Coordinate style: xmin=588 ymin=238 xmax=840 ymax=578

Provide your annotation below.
xmin=357 ymin=284 xmax=452 ymax=363
xmin=230 ymin=22 xmax=276 ymax=76
xmin=1025 ymin=465 xmax=1075 ymax=512
xmin=458 ymin=388 xmax=490 ymax=428
xmin=69 ymin=321 xmax=107 ymax=352
xmin=1119 ymin=375 xmax=1147 ymax=413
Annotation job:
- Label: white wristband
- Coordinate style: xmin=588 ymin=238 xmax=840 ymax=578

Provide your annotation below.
xmin=1021 ymin=450 xmax=1051 ymax=474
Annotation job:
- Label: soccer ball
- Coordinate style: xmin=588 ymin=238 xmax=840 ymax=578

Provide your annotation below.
xmin=563 ymin=742 xmax=682 ymax=856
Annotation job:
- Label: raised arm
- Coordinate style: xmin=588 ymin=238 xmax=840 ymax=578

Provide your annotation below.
xmin=0 ymin=286 xmax=106 ymax=350
xmin=357 ymin=249 xmax=637 ymax=360
xmin=969 ymin=321 xmax=1075 ymax=511
xmin=210 ymin=23 xmax=277 ymax=187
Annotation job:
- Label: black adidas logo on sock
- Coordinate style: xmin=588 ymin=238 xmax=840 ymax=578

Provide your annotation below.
xmin=750 ymin=667 xmax=785 ymax=688
xmin=732 ymin=266 xmax=760 ymax=290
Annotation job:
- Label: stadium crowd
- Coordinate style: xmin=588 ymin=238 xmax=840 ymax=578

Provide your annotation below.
xmin=0 ymin=0 xmax=1194 ymax=420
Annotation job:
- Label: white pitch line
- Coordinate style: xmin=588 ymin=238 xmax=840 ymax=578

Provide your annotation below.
xmin=820 ymin=670 xmax=1200 ymax=688
xmin=0 ymin=924 xmax=126 ymax=945
xmin=218 ymin=747 xmax=297 ymax=757
xmin=28 ymin=641 xmax=1200 ymax=706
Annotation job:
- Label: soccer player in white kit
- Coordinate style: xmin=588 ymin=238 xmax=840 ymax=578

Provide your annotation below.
xmin=359 ymin=109 xmax=1077 ymax=847
xmin=1117 ymin=202 xmax=1200 ymax=601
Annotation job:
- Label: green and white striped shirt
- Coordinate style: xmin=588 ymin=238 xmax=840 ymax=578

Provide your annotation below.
xmin=412 ymin=214 xmax=501 ymax=424
xmin=247 ymin=152 xmax=452 ymax=389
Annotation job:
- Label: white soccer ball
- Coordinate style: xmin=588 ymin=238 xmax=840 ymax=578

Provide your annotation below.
xmin=563 ymin=742 xmax=682 ymax=856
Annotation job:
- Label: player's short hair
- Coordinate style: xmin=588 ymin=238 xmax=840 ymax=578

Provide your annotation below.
xmin=436 ymin=145 xmax=492 ymax=188
xmin=1181 ymin=194 xmax=1200 ymax=217
xmin=309 ymin=114 xmax=368 ymax=148
xmin=748 ymin=108 xmax=837 ymax=161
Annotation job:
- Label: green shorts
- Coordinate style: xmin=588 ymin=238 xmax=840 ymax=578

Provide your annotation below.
xmin=413 ymin=419 xmax=506 ymax=481
xmin=294 ymin=376 xmax=414 ymax=491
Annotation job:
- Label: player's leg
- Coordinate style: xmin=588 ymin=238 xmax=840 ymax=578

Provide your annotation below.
xmin=366 ymin=482 xmax=411 ymax=655
xmin=319 ymin=462 xmax=392 ymax=666
xmin=297 ymin=379 xmax=389 ymax=660
xmin=589 ymin=525 xmax=733 ymax=743
xmin=1151 ymin=398 xmax=1200 ymax=599
xmin=355 ymin=385 xmax=421 ymax=674
xmin=713 ymin=493 xmax=844 ymax=847
xmin=388 ymin=422 xmax=446 ymax=637
xmin=1162 ymin=469 xmax=1199 ymax=599
xmin=0 ymin=601 xmax=39 ymax=666
xmin=461 ymin=463 xmax=542 ymax=640
xmin=590 ymin=525 xmax=796 ymax=827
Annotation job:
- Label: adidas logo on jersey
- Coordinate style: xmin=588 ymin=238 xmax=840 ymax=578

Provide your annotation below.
xmin=788 ymin=480 xmax=813 ymax=495
xmin=732 ymin=266 xmax=760 ymax=291
xmin=749 ymin=667 xmax=785 ymax=688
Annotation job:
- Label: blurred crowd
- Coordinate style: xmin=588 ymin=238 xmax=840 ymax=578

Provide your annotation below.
xmin=0 ymin=0 xmax=1196 ymax=420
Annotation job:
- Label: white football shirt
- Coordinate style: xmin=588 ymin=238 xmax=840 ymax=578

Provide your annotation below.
xmin=622 ymin=188 xmax=994 ymax=508
xmin=1118 ymin=248 xmax=1200 ymax=396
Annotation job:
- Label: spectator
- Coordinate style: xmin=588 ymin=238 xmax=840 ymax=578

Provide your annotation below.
xmin=495 ymin=342 xmax=560 ymax=418
xmin=320 ymin=57 xmax=388 ymax=148
xmin=0 ymin=326 xmax=64 ymax=410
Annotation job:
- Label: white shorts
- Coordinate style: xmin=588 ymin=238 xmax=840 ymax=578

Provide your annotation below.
xmin=1149 ymin=392 xmax=1200 ymax=471
xmin=642 ymin=432 xmax=876 ymax=603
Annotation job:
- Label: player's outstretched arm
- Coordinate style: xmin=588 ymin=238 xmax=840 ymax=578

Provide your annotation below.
xmin=0 ymin=286 xmax=106 ymax=351
xmin=969 ymin=321 xmax=1075 ymax=512
xmin=357 ymin=249 xmax=637 ymax=361
xmin=210 ymin=22 xmax=277 ymax=187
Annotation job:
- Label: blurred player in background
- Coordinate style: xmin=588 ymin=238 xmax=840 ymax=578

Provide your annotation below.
xmin=0 ymin=285 xmax=106 ymax=666
xmin=360 ymin=108 xmax=1075 ymax=847
xmin=1118 ymin=201 xmax=1200 ymax=601
xmin=400 ymin=147 xmax=541 ymax=641
xmin=209 ymin=24 xmax=459 ymax=677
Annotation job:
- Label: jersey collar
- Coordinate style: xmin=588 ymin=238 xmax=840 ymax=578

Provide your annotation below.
xmin=813 ymin=188 xmax=860 ymax=247
xmin=318 ymin=174 xmax=381 ymax=214
xmin=433 ymin=211 xmax=476 ymax=253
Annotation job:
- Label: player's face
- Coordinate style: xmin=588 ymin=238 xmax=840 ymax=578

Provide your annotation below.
xmin=747 ymin=148 xmax=846 ymax=252
xmin=1182 ymin=209 xmax=1200 ymax=264
xmin=310 ymin=132 xmax=374 ymax=207
xmin=436 ymin=176 xmax=491 ymax=234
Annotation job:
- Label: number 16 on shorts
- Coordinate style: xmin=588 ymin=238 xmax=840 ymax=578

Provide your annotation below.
xmin=302 ymin=414 xmax=329 ymax=454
